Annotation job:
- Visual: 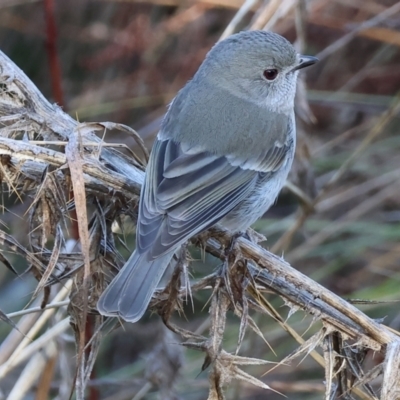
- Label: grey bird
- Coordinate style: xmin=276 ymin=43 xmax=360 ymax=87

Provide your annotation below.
xmin=97 ymin=30 xmax=317 ymax=322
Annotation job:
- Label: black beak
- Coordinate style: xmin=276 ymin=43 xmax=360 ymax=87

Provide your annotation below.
xmin=292 ymin=55 xmax=318 ymax=72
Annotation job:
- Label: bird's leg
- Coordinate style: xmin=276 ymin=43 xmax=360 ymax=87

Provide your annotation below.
xmin=243 ymin=227 xmax=267 ymax=244
xmin=216 ymin=231 xmax=250 ymax=305
xmin=177 ymin=243 xmax=193 ymax=307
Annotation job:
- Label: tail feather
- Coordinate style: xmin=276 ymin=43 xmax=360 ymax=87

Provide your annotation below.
xmin=97 ymin=250 xmax=174 ymax=322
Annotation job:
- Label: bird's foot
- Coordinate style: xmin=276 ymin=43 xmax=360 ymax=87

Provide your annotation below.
xmin=246 ymin=227 xmax=267 ymax=244
xmin=234 ymin=228 xmax=266 ymax=245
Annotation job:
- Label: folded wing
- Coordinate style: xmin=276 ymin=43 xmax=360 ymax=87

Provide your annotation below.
xmin=137 ymin=137 xmax=290 ymax=259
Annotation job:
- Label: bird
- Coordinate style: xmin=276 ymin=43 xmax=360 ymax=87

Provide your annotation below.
xmin=97 ymin=30 xmax=317 ymax=322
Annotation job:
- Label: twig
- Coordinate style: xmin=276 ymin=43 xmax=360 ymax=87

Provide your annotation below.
xmin=6 ymin=300 xmax=69 ymax=318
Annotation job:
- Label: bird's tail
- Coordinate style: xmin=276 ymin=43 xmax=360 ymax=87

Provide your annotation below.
xmin=97 ymin=250 xmax=174 ymax=322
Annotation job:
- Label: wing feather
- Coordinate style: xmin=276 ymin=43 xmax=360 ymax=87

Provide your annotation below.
xmin=136 ymin=137 xmax=289 ymax=258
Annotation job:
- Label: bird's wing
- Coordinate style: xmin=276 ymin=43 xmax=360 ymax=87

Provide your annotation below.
xmin=136 ymin=137 xmax=290 ymax=259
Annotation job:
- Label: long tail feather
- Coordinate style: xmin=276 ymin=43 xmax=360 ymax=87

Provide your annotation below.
xmin=98 ymin=250 xmax=174 ymax=322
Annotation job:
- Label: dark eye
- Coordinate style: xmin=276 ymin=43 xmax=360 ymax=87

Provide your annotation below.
xmin=263 ymin=69 xmax=278 ymax=81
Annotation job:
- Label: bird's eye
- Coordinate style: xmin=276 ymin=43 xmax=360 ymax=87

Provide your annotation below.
xmin=263 ymin=69 xmax=278 ymax=81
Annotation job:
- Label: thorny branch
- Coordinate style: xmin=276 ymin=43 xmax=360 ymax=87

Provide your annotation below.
xmin=0 ymin=46 xmax=400 ymax=400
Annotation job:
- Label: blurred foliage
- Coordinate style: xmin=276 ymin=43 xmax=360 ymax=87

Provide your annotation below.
xmin=1 ymin=0 xmax=400 ymax=399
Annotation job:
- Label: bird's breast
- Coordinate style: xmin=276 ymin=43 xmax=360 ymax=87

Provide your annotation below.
xmin=218 ymin=141 xmax=295 ymax=232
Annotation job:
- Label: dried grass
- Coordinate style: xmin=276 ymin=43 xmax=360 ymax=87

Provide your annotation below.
xmin=0 ymin=0 xmax=400 ymax=399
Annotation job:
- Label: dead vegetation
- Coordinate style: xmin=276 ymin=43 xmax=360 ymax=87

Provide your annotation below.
xmin=0 ymin=1 xmax=400 ymax=399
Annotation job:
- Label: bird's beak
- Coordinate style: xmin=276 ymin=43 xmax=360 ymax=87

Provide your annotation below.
xmin=292 ymin=55 xmax=318 ymax=72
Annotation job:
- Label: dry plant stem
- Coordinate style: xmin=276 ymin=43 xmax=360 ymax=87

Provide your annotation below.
xmin=316 ymin=168 xmax=400 ymax=213
xmin=0 ymin=297 xmax=43 ymax=365
xmin=247 ymin=287 xmax=325 ymax=362
xmin=289 ymin=179 xmax=400 ymax=262
xmin=0 ymin=50 xmax=144 ymax=184
xmin=96 ymin=0 xmax=253 ymax=9
xmin=250 ymin=0 xmax=282 ymax=30
xmin=219 ymin=0 xmax=259 ymax=40
xmin=203 ymin=229 xmax=396 ymax=348
xmin=270 ymin=208 xmax=307 ymax=254
xmin=294 ymin=0 xmax=306 ymax=51
xmin=320 ymin=94 xmax=400 ymax=197
xmin=0 ymin=299 xmax=68 ymax=378
xmin=6 ymin=341 xmax=57 ymax=400
xmin=0 ymin=279 xmax=72 ymax=380
xmin=0 ymin=137 xmax=142 ymax=199
xmin=0 ymin=317 xmax=70 ymax=380
xmin=263 ymin=0 xmax=297 ymax=31
xmin=131 ymin=382 xmax=153 ymax=400
xmin=381 ymin=341 xmax=400 ymax=400
xmin=315 ymin=1 xmax=400 ymax=61
xmin=35 ymin=348 xmax=57 ymax=400
xmin=65 ymin=124 xmax=92 ymax=393
xmin=312 ymin=120 xmax=371 ymax=156
xmin=247 ymin=288 xmax=337 ymax=383
xmin=1 ymin=19 xmax=400 ymax=398
xmin=6 ymin=300 xmax=69 ymax=318
xmin=367 ymin=241 xmax=400 ymax=277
